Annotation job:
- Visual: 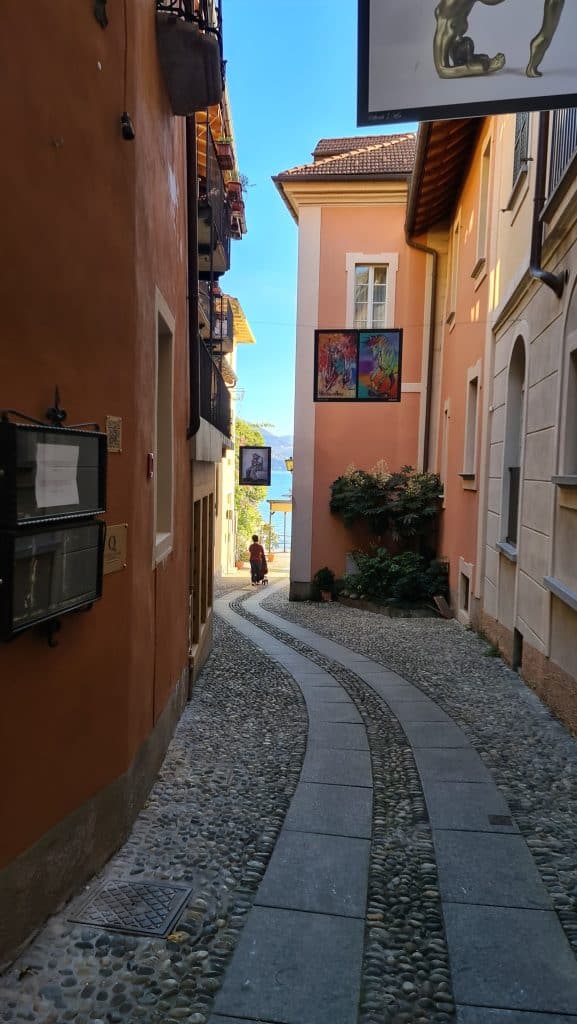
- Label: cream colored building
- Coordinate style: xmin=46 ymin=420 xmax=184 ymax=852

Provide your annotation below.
xmin=480 ymin=109 xmax=577 ymax=728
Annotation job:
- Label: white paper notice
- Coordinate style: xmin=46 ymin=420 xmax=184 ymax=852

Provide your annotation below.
xmin=35 ymin=443 xmax=80 ymax=509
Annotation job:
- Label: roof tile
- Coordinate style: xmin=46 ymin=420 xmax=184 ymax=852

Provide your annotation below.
xmin=276 ymin=134 xmax=416 ymax=180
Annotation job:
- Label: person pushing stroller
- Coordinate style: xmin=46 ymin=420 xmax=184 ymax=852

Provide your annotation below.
xmin=248 ymin=534 xmax=268 ymax=585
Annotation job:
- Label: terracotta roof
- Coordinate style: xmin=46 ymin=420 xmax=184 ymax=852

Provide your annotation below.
xmin=312 ymin=136 xmax=406 ymax=159
xmin=275 ymin=133 xmax=416 ymax=181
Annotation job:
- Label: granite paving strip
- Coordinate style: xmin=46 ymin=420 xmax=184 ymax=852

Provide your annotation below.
xmin=212 ymin=591 xmax=372 ymax=1024
xmin=244 ymin=583 xmax=577 ymax=1022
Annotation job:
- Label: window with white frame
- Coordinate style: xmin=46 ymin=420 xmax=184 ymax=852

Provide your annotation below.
xmin=474 ymin=139 xmax=491 ymax=274
xmin=462 ymin=367 xmax=480 ymax=478
xmin=353 ymin=265 xmax=387 ymax=328
xmin=562 ymin=340 xmax=577 ymax=475
xmin=346 ymin=252 xmax=398 ymax=329
xmin=512 ymin=112 xmax=529 ymax=188
xmin=447 ymin=219 xmax=460 ymax=323
xmin=155 ymin=292 xmax=175 ymax=563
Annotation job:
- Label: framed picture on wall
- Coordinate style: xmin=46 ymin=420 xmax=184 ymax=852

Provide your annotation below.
xmin=239 ymin=446 xmax=272 ymax=486
xmin=314 ymin=331 xmax=359 ymax=401
xmin=358 ymin=329 xmax=403 ymax=402
xmin=314 ymin=328 xmax=403 ymax=402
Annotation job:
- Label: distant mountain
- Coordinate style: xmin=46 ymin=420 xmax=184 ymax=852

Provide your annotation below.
xmin=259 ymin=427 xmax=293 ymax=470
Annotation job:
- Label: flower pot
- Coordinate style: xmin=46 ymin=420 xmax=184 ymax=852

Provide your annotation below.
xmin=268 ymin=553 xmax=275 ymax=563
xmin=216 ymin=142 xmax=234 ymax=170
xmin=235 ymin=559 xmax=244 ymax=569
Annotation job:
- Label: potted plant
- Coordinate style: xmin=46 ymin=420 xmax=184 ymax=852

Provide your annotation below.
xmin=313 ymin=566 xmax=335 ymax=602
xmin=216 ymin=138 xmax=234 ymax=170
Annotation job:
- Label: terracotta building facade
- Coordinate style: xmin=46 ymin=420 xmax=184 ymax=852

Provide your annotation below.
xmin=0 ymin=0 xmax=246 ymax=963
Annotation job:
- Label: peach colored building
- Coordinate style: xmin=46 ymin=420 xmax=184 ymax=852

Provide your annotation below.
xmin=274 ymin=136 xmax=429 ymax=598
xmin=406 ymin=119 xmax=496 ymax=625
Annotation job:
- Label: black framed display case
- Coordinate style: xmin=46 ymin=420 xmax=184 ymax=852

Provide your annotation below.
xmin=0 ymin=421 xmax=107 ymax=528
xmin=0 ymin=519 xmax=105 ymax=640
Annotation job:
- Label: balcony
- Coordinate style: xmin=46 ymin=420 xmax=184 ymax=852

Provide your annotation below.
xmin=199 ymin=340 xmax=232 ymax=438
xmin=548 ymin=108 xmax=577 ymax=197
xmin=198 ymin=284 xmax=234 ymax=352
xmin=156 ymin=1 xmax=223 ymax=115
xmin=198 ymin=128 xmax=231 ymax=276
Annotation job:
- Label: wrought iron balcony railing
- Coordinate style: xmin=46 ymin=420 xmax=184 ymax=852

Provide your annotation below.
xmin=156 ymin=0 xmax=221 ymax=37
xmin=199 ymin=340 xmax=232 ymax=438
xmin=549 ymin=108 xmax=577 ymax=197
xmin=198 ymin=128 xmax=231 ymax=275
xmin=198 ymin=284 xmax=234 ymax=347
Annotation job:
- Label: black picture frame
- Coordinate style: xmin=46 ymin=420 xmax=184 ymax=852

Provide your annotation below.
xmin=357 ymin=0 xmax=577 ymax=127
xmin=0 ymin=422 xmax=107 ymax=528
xmin=239 ymin=446 xmax=272 ymax=486
xmin=314 ymin=328 xmax=403 ymax=403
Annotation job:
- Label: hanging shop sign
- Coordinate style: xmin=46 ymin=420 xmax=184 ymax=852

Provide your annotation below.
xmin=358 ymin=0 xmax=577 ymax=126
xmin=314 ymin=329 xmax=403 ymax=403
xmin=239 ymin=446 xmax=272 ymax=486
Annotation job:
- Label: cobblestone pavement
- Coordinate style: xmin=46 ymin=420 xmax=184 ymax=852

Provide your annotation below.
xmin=3 ymin=576 xmax=577 ymax=1024
xmin=0 ymin=579 xmax=305 ymax=1023
xmin=261 ymin=587 xmax=577 ymax=960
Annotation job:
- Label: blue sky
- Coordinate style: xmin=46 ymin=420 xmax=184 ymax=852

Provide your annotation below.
xmin=222 ymin=0 xmax=415 ymax=438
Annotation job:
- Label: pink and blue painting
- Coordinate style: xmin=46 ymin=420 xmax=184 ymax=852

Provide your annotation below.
xmin=314 ymin=331 xmax=358 ymax=401
xmin=358 ymin=330 xmax=403 ymax=401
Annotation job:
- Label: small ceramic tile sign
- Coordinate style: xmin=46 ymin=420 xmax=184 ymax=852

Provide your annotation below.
xmin=106 ymin=416 xmax=122 ymax=453
xmin=103 ymin=523 xmax=128 ymax=575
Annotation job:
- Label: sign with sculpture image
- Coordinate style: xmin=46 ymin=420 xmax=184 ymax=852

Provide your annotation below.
xmin=358 ymin=0 xmax=576 ymax=125
xmin=314 ymin=329 xmax=403 ymax=402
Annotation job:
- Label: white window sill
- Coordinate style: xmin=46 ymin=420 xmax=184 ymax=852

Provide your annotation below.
xmin=496 ymin=540 xmax=517 ymax=563
xmin=471 ymin=257 xmax=486 ymax=281
xmin=551 ymin=475 xmax=577 ymax=488
xmin=155 ymin=531 xmax=173 ymax=564
xmin=544 ymin=575 xmax=577 ymax=614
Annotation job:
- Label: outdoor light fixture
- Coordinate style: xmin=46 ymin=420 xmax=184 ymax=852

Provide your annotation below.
xmin=0 ymin=416 xmax=107 ymax=643
xmin=285 ymin=456 xmax=294 ymax=473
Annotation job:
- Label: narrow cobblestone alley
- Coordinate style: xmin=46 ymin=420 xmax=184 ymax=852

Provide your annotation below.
xmin=3 ymin=578 xmax=577 ymax=1024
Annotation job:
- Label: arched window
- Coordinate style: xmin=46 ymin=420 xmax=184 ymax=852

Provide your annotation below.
xmin=502 ymin=337 xmax=526 ymax=549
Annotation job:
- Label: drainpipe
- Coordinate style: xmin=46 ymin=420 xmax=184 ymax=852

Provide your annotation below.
xmin=530 ymin=110 xmax=567 ymax=298
xmin=186 ymin=114 xmax=201 ymax=438
xmin=405 ymin=231 xmax=438 ymax=473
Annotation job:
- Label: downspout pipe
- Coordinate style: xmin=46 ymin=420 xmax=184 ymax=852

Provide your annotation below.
xmin=530 ymin=110 xmax=567 ymax=298
xmin=186 ymin=114 xmax=201 ymax=438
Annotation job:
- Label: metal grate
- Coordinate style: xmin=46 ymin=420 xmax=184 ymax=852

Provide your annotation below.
xmin=68 ymin=879 xmax=193 ymax=937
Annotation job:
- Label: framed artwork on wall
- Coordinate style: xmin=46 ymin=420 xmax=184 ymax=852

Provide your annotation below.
xmin=314 ymin=329 xmax=403 ymax=402
xmin=239 ymin=446 xmax=272 ymax=486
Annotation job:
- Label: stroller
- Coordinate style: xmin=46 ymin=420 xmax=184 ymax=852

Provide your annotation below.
xmin=252 ymin=554 xmax=269 ymax=586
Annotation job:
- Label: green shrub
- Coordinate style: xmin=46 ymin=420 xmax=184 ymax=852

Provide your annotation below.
xmin=341 ymin=549 xmax=449 ymax=606
xmin=330 ymin=465 xmax=442 ymax=544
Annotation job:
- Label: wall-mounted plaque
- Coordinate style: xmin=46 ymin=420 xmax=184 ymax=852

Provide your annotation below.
xmin=0 ymin=520 xmax=105 ymax=639
xmin=0 ymin=422 xmax=107 ymax=527
xmin=103 ymin=523 xmax=128 ymax=575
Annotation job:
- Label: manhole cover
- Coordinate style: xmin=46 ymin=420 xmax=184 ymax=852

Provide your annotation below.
xmin=69 ymin=879 xmax=193 ymax=937
xmin=488 ymin=814 xmax=513 ymax=826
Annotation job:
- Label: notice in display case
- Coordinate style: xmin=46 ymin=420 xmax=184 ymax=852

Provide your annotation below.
xmin=0 ymin=422 xmax=107 ymax=527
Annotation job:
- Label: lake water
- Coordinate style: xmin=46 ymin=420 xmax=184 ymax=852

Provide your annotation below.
xmin=259 ymin=470 xmax=293 ymax=551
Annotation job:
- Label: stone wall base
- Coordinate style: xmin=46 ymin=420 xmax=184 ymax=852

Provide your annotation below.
xmin=0 ymin=664 xmax=189 ymax=969
xmin=289 ymin=580 xmax=314 ymax=601
xmin=479 ymin=611 xmax=577 ymax=737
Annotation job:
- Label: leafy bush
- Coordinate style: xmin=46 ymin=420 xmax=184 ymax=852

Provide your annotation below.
xmin=330 ymin=465 xmax=442 ymax=544
xmin=341 ymin=549 xmax=448 ymax=606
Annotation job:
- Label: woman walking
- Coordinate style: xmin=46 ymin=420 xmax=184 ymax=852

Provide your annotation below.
xmin=248 ymin=534 xmax=267 ymax=585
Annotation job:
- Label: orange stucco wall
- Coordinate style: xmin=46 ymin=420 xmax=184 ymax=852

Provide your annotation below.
xmin=432 ymin=126 xmax=493 ymax=603
xmin=311 ymin=203 xmax=426 ymax=577
xmin=0 ymin=3 xmax=190 ymax=866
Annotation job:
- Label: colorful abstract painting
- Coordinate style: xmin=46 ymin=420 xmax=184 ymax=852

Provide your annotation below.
xmin=314 ymin=331 xmax=358 ymax=400
xmin=357 ymin=330 xmax=402 ymax=401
